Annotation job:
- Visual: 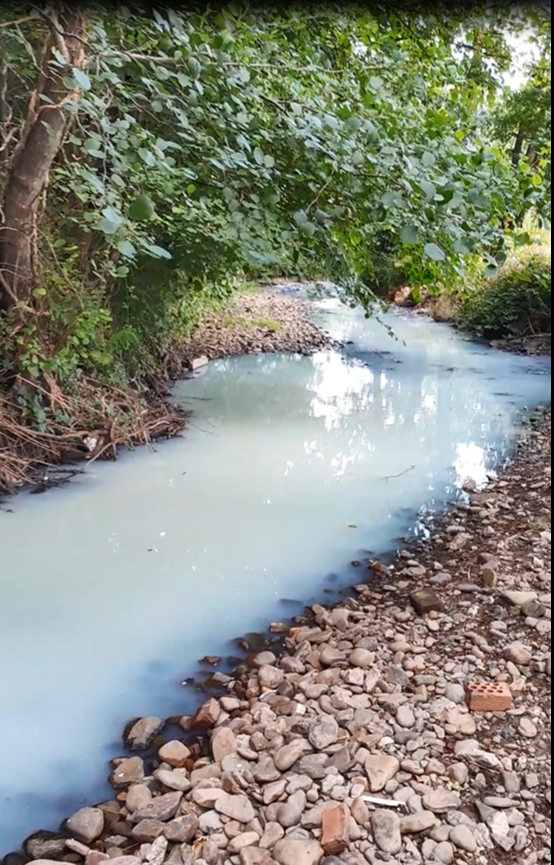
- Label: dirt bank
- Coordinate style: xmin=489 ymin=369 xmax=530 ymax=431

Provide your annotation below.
xmin=10 ymin=408 xmax=551 ymax=865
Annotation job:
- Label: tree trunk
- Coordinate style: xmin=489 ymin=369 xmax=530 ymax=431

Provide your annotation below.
xmin=511 ymin=129 xmax=524 ymax=169
xmin=0 ymin=11 xmax=86 ymax=311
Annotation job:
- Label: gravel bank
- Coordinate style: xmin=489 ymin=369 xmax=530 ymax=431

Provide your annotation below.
xmin=11 ymin=409 xmax=551 ymax=865
xmin=180 ymin=289 xmax=333 ymax=366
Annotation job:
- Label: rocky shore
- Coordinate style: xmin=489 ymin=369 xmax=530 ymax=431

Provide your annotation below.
xmin=10 ymin=408 xmax=551 ymax=865
xmin=180 ymin=289 xmax=333 ymax=367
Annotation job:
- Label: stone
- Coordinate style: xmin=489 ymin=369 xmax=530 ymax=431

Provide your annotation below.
xmin=365 ymin=753 xmax=401 ymax=792
xmin=214 ymin=793 xmax=256 ymax=823
xmin=239 ymin=852 xmax=273 ymax=865
xmin=254 ymin=757 xmax=282 ymax=783
xmin=127 ymin=784 xmax=153 ymax=812
xmin=488 ymin=811 xmax=513 ymax=851
xmin=263 ymin=779 xmax=287 ymax=805
xmin=193 ymin=787 xmax=227 ymax=809
xmin=24 ymin=834 xmax=68 ymax=860
xmin=448 ymin=764 xmax=469 ymax=786
xmin=502 ymin=590 xmax=538 ymax=607
xmin=504 ymin=642 xmax=532 ymax=666
xmin=132 ymin=819 xmax=165 ymax=842
xmin=396 ymin=705 xmax=416 ymax=729
xmin=502 ymin=772 xmax=521 ymax=794
xmin=158 ymin=740 xmax=190 ymax=767
xmin=125 ymin=717 xmax=164 ymax=750
xmin=191 ymin=356 xmax=209 ymax=371
xmin=321 ymin=804 xmax=350 ymax=856
xmin=253 ymin=651 xmax=277 ymax=667
xmin=110 ymin=757 xmax=145 ymax=788
xmin=277 ymin=791 xmax=306 ymax=828
xmin=423 ymin=790 xmax=461 ymax=814
xmin=211 ymin=727 xmax=238 ymax=763
xmin=400 ymin=812 xmax=437 ymax=834
xmin=260 ymin=822 xmax=285 ymax=850
xmin=66 ymin=808 xmax=105 ymax=844
xmin=309 ymin=715 xmax=339 ymax=750
xmin=259 ymin=665 xmax=285 ymax=690
xmin=449 ymin=825 xmax=478 ymax=853
xmin=519 ymin=717 xmax=538 ymax=738
xmin=349 ymin=649 xmax=375 ymax=668
xmin=466 ymin=681 xmax=513 ymax=712
xmin=275 ymin=739 xmax=312 ymax=771
xmin=102 ymin=859 xmax=141 ymax=865
xmin=410 ymin=588 xmax=445 ymax=615
xmin=273 ymin=840 xmax=324 ymax=865
xmin=164 ymin=815 xmax=199 ymax=843
xmin=371 ymin=810 xmax=402 ymax=855
xmin=228 ymin=833 xmax=262 ymax=854
xmin=154 ymin=768 xmax=191 ymax=792
xmin=444 ymin=684 xmax=465 ymax=704
xmin=190 ymin=698 xmax=220 ymax=730
xmin=131 ymin=792 xmax=182 ymax=823
xmin=434 ymin=841 xmax=455 ymax=864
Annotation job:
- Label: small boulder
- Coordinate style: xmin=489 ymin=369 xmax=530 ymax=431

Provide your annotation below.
xmin=125 ymin=717 xmax=164 ymax=750
xmin=66 ymin=807 xmax=105 ymax=844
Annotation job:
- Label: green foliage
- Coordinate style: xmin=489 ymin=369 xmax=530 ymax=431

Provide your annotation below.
xmin=460 ymin=246 xmax=551 ymax=338
xmin=0 ymin=2 xmax=551 ymax=406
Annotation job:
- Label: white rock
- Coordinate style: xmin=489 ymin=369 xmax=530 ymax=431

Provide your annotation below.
xmin=365 ymin=753 xmax=401 ymax=792
xmin=273 ymin=839 xmax=324 ymax=865
xmin=308 ymin=715 xmax=339 ymax=750
xmin=450 ymin=825 xmax=478 ymax=853
xmin=66 ymin=807 xmax=105 ymax=844
xmin=371 ymin=810 xmax=402 ymax=855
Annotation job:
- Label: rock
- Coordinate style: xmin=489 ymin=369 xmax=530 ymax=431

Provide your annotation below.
xmin=260 ymin=822 xmax=285 ymax=850
xmin=211 ymin=727 xmax=238 ymax=762
xmin=400 ymin=812 xmax=437 ymax=834
xmin=228 ymin=833 xmax=261 ymax=855
xmin=504 ymin=642 xmax=532 ymax=666
xmin=24 ymin=834 xmax=68 ymax=860
xmin=321 ymin=804 xmax=350 ymax=856
xmin=127 ymin=784 xmax=153 ymax=812
xmin=423 ymin=790 xmax=461 ymax=814
xmin=259 ymin=665 xmax=285 ymax=690
xmin=214 ymin=793 xmax=256 ymax=823
xmin=158 ymin=740 xmax=190 ymax=767
xmin=66 ymin=807 xmax=105 ymax=844
xmin=320 ymin=647 xmax=347 ymax=666
xmin=410 ymin=588 xmax=444 ymax=615
xmin=519 ymin=717 xmax=538 ymax=738
xmin=371 ymin=810 xmax=402 ymax=855
xmin=254 ymin=757 xmax=282 ymax=783
xmin=365 ymin=753 xmax=400 ymax=792
xmin=349 ymin=649 xmax=375 ymax=668
xmin=502 ymin=590 xmax=538 ymax=607
xmin=444 ymin=684 xmax=465 ymax=704
xmin=154 ymin=768 xmax=191 ymax=792
xmin=253 ymin=651 xmax=277 ymax=667
xmin=191 ymin=356 xmax=209 ymax=371
xmin=110 ymin=757 xmax=145 ymax=788
xmin=132 ymin=819 xmax=165 ymax=842
xmin=273 ymin=840 xmax=324 ymax=865
xmin=125 ymin=717 xmax=164 ymax=750
xmin=164 ymin=815 xmax=199 ymax=843
xmin=275 ymin=739 xmax=312 ymax=771
xmin=102 ymin=859 xmax=141 ymax=865
xmin=396 ymin=705 xmax=416 ymax=729
xmin=450 ymin=825 xmax=478 ymax=853
xmin=488 ymin=811 xmax=514 ymax=851
xmin=131 ymin=792 xmax=183 ymax=823
xmin=448 ymin=764 xmax=469 ymax=786
xmin=190 ymin=698 xmax=220 ymax=730
xmin=435 ymin=841 xmax=455 ymax=864
xmin=309 ymin=715 xmax=339 ymax=750
xmin=277 ymin=790 xmax=305 ymax=828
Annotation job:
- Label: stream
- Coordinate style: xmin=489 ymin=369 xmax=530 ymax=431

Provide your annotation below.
xmin=0 ymin=296 xmax=551 ymax=852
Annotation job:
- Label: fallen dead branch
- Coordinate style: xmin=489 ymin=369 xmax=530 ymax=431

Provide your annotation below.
xmin=0 ymin=377 xmax=188 ymax=497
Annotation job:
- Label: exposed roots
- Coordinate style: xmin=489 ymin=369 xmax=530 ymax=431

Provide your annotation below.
xmin=0 ymin=377 xmax=188 ymax=497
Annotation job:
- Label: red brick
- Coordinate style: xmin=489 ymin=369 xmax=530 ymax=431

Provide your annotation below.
xmin=321 ymin=803 xmax=350 ymax=855
xmin=466 ymin=681 xmax=513 ymax=713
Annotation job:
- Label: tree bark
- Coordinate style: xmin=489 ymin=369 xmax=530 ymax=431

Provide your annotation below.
xmin=0 ymin=11 xmax=86 ymax=311
xmin=511 ymin=129 xmax=524 ymax=169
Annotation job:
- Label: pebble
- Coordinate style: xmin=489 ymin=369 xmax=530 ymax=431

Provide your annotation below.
xmin=400 ymin=811 xmax=438 ymax=833
xmin=450 ymin=825 xmax=478 ymax=853
xmin=273 ymin=839 xmax=325 ymax=865
xmin=309 ymin=715 xmax=339 ymax=750
xmin=371 ymin=810 xmax=403 ymax=855
xmin=66 ymin=808 xmax=105 ymax=844
xmin=365 ymin=754 xmax=401 ymax=792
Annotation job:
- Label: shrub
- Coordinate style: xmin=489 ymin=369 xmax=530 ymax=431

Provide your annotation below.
xmin=460 ymin=247 xmax=551 ymax=339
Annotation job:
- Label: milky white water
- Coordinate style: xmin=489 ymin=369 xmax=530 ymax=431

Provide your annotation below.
xmin=0 ymin=298 xmax=550 ymax=851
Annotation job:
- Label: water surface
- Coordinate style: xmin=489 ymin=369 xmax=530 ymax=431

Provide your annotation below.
xmin=0 ymin=300 xmax=550 ymax=851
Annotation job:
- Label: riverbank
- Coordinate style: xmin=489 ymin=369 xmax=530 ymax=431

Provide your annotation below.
xmin=0 ymin=290 xmax=331 ymax=498
xmin=11 ymin=407 xmax=551 ymax=865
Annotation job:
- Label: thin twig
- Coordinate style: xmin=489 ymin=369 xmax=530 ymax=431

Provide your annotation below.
xmin=383 ymin=465 xmax=416 ymax=480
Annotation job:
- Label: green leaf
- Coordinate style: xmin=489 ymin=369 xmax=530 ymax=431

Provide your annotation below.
xmin=424 ymin=243 xmax=446 ymax=261
xmin=419 ymin=181 xmax=437 ymax=200
xmin=102 ymin=207 xmax=123 ymax=225
xmin=514 ymin=232 xmax=531 ymax=246
xmin=264 ymin=154 xmax=275 ymax=168
xmin=98 ymin=218 xmax=119 ymax=235
xmin=421 ymin=151 xmax=436 ymax=167
xmin=453 ymin=239 xmax=472 ymax=255
xmin=484 ymin=264 xmax=499 ymax=278
xmin=145 ymin=244 xmax=172 ymax=260
xmin=369 ymin=76 xmax=384 ymax=91
xmin=400 ymin=225 xmax=420 ymax=244
xmin=117 ymin=240 xmax=136 ymax=258
xmin=72 ymin=68 xmax=92 ymax=91
xmin=128 ymin=195 xmax=155 ymax=222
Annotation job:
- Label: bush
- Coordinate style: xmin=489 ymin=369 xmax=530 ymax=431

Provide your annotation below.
xmin=460 ymin=248 xmax=551 ymax=339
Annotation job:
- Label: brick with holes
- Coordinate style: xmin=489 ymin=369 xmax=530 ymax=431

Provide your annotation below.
xmin=466 ymin=681 xmax=513 ymax=713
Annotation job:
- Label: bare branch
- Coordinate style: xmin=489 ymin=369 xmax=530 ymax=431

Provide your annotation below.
xmin=0 ymin=15 xmax=41 ymax=29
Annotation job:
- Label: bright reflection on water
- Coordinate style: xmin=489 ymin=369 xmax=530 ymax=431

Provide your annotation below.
xmin=0 ymin=300 xmax=550 ymax=851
